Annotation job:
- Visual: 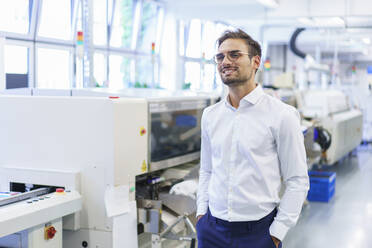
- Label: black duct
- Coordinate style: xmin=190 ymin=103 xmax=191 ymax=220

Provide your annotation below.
xmin=289 ymin=28 xmax=307 ymax=59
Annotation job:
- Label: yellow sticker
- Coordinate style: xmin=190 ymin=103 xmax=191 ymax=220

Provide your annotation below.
xmin=141 ymin=160 xmax=147 ymax=172
xmin=140 ymin=127 xmax=146 ymax=136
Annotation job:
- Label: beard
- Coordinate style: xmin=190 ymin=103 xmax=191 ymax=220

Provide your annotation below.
xmin=222 ymin=76 xmax=247 ymax=86
xmin=220 ymin=68 xmax=253 ymax=86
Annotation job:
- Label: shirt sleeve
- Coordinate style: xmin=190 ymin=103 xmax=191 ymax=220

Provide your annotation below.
xmin=196 ymin=109 xmax=213 ymax=217
xmin=269 ymin=107 xmax=310 ymax=241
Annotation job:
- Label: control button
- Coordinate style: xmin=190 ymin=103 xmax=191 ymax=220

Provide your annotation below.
xmin=44 ymin=226 xmax=57 ymax=240
xmin=65 ymin=190 xmax=71 ymax=193
xmin=56 ymin=188 xmax=65 ymax=195
xmin=45 ymin=196 xmax=50 ymax=199
xmin=32 ymin=199 xmax=38 ymax=202
xmin=27 ymin=200 xmax=33 ymax=204
xmin=39 ymin=197 xmax=45 ymax=200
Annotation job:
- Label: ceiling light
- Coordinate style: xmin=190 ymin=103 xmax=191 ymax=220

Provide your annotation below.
xmin=297 ymin=17 xmax=345 ymax=28
xmin=362 ymin=38 xmax=371 ymax=44
xmin=298 ymin=17 xmax=314 ymax=26
xmin=255 ymin=0 xmax=279 ymax=8
xmin=313 ymin=17 xmax=345 ymax=27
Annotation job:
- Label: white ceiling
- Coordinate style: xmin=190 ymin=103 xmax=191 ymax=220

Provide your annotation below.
xmin=166 ymin=0 xmax=372 ymax=57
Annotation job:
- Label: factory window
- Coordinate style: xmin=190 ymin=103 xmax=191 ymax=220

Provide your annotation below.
xmin=0 ymin=0 xmax=30 ymax=34
xmin=1 ymin=0 xmax=164 ymax=90
xmin=202 ymin=63 xmax=216 ymax=91
xmin=137 ymin=1 xmax=159 ymax=53
xmin=186 ymin=19 xmax=201 ymax=58
xmin=36 ymin=47 xmax=71 ymax=89
xmin=38 ymin=0 xmax=72 ymax=40
xmin=180 ymin=20 xmax=232 ymax=91
xmin=215 ymin=23 xmax=229 ymax=38
xmin=178 ymin=20 xmax=186 ymax=56
xmin=94 ymin=53 xmax=107 ymax=87
xmin=185 ymin=62 xmax=201 ymax=90
xmin=110 ymin=0 xmax=135 ymax=48
xmin=4 ymin=45 xmax=28 ymax=74
xmin=4 ymin=45 xmax=29 ymax=89
xmin=93 ymin=0 xmax=107 ymax=46
xmin=202 ymin=21 xmax=218 ymax=60
xmin=135 ymin=56 xmax=159 ymax=88
xmin=109 ymin=55 xmax=133 ymax=89
xmin=215 ymin=67 xmax=223 ymax=91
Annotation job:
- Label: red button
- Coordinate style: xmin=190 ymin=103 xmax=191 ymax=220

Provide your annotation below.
xmin=109 ymin=96 xmax=120 ymax=99
xmin=56 ymin=188 xmax=64 ymax=193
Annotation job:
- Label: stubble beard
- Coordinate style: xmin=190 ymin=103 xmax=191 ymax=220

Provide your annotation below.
xmin=221 ymin=70 xmax=253 ymax=87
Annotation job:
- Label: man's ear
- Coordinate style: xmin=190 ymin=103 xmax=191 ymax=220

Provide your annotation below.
xmin=252 ymin=56 xmax=261 ymax=70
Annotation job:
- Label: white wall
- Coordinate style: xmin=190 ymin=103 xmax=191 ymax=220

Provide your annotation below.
xmin=0 ymin=36 xmax=5 ymax=90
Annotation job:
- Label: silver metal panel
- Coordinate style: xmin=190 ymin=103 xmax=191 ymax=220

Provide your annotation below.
xmin=150 ymin=152 xmax=200 ymax=172
xmin=149 ymin=100 xmax=208 ymax=113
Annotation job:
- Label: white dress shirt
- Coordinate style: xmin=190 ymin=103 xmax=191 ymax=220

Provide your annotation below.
xmin=197 ymin=84 xmax=309 ymax=241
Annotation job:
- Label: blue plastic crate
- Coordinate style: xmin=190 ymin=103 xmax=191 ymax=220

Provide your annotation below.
xmin=307 ymin=171 xmax=336 ymax=202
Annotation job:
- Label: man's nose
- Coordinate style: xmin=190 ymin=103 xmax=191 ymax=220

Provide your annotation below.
xmin=221 ymin=54 xmax=232 ymax=65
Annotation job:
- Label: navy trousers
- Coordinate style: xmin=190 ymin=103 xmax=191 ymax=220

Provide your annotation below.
xmin=196 ymin=209 xmax=282 ymax=248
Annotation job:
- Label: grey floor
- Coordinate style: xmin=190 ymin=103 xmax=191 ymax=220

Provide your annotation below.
xmin=283 ymin=145 xmax=372 ymax=248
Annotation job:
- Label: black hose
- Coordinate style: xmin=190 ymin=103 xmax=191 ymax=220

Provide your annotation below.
xmin=289 ymin=28 xmax=307 ymax=59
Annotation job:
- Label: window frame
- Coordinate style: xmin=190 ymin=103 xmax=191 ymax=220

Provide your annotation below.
xmin=0 ymin=0 xmax=165 ymax=90
xmin=5 ymin=39 xmax=34 ymax=87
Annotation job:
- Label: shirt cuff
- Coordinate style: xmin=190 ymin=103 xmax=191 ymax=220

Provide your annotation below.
xmin=269 ymin=220 xmax=290 ymax=241
xmin=196 ymin=203 xmax=208 ymax=217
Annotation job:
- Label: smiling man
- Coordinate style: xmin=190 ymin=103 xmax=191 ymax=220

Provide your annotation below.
xmin=196 ymin=29 xmax=309 ymax=248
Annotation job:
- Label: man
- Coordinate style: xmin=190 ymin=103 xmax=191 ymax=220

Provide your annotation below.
xmin=196 ymin=29 xmax=309 ymax=248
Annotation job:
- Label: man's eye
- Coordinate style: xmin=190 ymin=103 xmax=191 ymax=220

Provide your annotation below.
xmin=216 ymin=54 xmax=224 ymax=60
xmin=229 ymin=53 xmax=240 ymax=58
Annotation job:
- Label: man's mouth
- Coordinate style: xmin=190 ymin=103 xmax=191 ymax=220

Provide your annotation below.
xmin=222 ymin=67 xmax=238 ymax=76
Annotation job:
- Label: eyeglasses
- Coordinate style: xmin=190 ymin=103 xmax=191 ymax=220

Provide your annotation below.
xmin=214 ymin=50 xmax=251 ymax=64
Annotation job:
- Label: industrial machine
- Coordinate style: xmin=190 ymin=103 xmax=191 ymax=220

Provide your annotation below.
xmin=0 ymin=187 xmax=81 ymax=248
xmin=296 ymin=90 xmax=363 ymax=165
xmin=0 ymin=92 xmax=214 ymax=248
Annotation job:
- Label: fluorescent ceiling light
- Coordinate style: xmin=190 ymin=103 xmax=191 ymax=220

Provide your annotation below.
xmin=313 ymin=17 xmax=344 ymax=27
xmin=362 ymin=38 xmax=371 ymax=44
xmin=297 ymin=17 xmax=345 ymax=28
xmin=255 ymin=0 xmax=279 ymax=8
xmin=298 ymin=17 xmax=314 ymax=26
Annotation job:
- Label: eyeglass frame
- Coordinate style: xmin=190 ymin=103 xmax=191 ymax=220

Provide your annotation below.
xmin=213 ymin=50 xmax=252 ymax=64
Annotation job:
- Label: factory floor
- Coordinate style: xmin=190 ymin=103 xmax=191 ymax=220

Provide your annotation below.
xmin=141 ymin=145 xmax=372 ymax=248
xmin=284 ymin=145 xmax=372 ymax=248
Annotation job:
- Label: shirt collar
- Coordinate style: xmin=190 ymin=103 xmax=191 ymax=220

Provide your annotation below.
xmin=224 ymin=84 xmax=264 ymax=109
xmin=242 ymin=84 xmax=264 ymax=105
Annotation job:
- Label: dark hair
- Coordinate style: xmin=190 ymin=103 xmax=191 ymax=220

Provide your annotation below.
xmin=217 ymin=29 xmax=262 ymax=59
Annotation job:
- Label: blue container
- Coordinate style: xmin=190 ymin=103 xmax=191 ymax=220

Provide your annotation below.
xmin=307 ymin=171 xmax=336 ymax=202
